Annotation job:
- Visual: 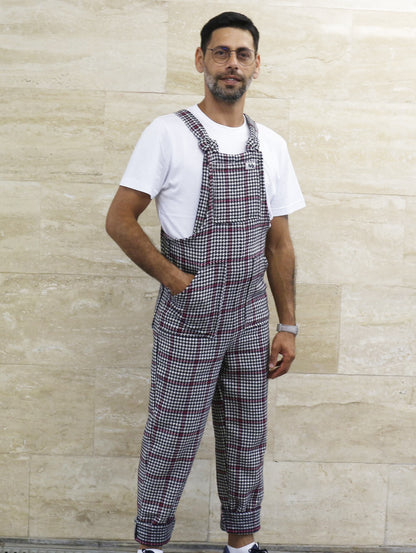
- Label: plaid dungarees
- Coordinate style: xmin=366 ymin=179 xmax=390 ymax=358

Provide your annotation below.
xmin=135 ymin=109 xmax=271 ymax=546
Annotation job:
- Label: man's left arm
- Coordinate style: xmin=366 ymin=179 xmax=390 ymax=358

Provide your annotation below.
xmin=265 ymin=215 xmax=297 ymax=379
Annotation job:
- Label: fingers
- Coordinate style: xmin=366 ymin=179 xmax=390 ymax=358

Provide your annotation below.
xmin=268 ymin=359 xmax=290 ymax=379
xmin=170 ymin=271 xmax=195 ymax=295
xmin=268 ymin=332 xmax=296 ymax=379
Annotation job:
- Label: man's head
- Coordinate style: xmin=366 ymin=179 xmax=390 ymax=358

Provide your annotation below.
xmin=196 ymin=12 xmax=260 ymax=105
xmin=200 ymin=12 xmax=260 ymax=55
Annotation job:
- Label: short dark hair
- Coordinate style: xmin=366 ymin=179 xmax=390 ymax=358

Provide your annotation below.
xmin=200 ymin=12 xmax=260 ymax=53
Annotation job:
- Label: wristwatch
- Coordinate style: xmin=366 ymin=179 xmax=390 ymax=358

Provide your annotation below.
xmin=276 ymin=323 xmax=299 ymax=336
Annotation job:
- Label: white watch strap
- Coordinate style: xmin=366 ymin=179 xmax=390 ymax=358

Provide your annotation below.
xmin=276 ymin=323 xmax=299 ymax=335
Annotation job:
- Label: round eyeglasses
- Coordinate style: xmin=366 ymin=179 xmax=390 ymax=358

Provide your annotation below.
xmin=207 ymin=46 xmax=256 ymax=66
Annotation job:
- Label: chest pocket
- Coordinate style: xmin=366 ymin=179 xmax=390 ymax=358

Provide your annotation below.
xmin=210 ymin=153 xmax=263 ymax=223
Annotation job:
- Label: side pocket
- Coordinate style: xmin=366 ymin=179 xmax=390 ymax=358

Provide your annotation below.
xmin=155 ymin=264 xmax=226 ymax=336
xmin=249 ymin=255 xmax=268 ymax=299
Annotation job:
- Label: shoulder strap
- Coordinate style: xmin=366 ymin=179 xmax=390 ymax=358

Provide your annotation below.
xmin=176 ymin=109 xmax=259 ymax=152
xmin=244 ymin=114 xmax=260 ymax=151
xmin=175 ymin=109 xmax=218 ymax=153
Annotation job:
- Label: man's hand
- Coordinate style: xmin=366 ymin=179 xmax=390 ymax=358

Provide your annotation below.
xmin=268 ymin=331 xmax=296 ymax=379
xmin=169 ymin=271 xmax=195 ymax=296
xmin=106 ymin=187 xmax=195 ymax=293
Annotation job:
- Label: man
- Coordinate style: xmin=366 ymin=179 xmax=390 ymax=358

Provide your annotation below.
xmin=106 ymin=11 xmax=305 ymax=553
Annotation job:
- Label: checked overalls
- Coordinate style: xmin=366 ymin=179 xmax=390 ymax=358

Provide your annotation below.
xmin=135 ymin=109 xmax=271 ymax=547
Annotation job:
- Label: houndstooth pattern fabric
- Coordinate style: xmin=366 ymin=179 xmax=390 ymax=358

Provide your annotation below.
xmin=135 ymin=109 xmax=271 ymax=547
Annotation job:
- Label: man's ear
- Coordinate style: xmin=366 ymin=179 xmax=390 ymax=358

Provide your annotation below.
xmin=195 ymin=47 xmax=204 ymax=73
xmin=253 ymin=53 xmax=261 ymax=80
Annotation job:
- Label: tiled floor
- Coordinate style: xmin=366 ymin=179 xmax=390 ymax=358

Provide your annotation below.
xmin=0 ymin=541 xmax=261 ymax=553
xmin=2 ymin=542 xmax=416 ymax=553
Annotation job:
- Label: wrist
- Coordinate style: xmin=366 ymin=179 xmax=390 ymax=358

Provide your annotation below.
xmin=276 ymin=323 xmax=299 ymax=336
xmin=162 ymin=264 xmax=184 ymax=292
xmin=165 ymin=267 xmax=194 ymax=295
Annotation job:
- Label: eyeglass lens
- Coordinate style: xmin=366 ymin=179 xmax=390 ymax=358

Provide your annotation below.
xmin=210 ymin=47 xmax=255 ymax=65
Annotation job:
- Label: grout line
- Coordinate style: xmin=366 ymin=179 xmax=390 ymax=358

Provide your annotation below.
xmin=26 ymin=456 xmax=31 ymax=539
xmin=384 ymin=465 xmax=391 ymax=546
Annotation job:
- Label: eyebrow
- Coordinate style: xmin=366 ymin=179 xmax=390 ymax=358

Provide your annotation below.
xmin=213 ymin=45 xmax=253 ymax=51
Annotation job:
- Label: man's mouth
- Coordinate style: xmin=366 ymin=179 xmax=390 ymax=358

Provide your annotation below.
xmin=220 ymin=74 xmax=242 ymax=85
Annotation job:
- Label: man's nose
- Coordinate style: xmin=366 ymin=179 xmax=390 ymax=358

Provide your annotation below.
xmin=226 ymin=51 xmax=240 ymax=67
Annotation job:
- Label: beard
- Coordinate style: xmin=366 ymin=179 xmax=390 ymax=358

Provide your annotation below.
xmin=204 ymin=69 xmax=253 ymax=103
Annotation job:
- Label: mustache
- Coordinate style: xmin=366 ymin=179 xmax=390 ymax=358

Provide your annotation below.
xmin=217 ymin=71 xmax=243 ymax=81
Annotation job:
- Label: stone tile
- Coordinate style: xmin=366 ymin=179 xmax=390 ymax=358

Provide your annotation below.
xmin=292 ymin=193 xmax=405 ymax=286
xmin=349 ymin=11 xmax=416 ymax=103
xmin=289 ymin=100 xmax=416 ymax=196
xmin=29 ymin=455 xmax=137 ymax=539
xmin=272 ymin=374 xmax=416 ymax=463
xmin=174 ymin=460 xmax=211 ymax=542
xmin=180 ymin=0 xmax=416 ymax=9
xmin=0 ymin=181 xmax=41 ymax=273
xmin=267 ymin=283 xmax=341 ymax=374
xmin=40 ymin=181 xmax=146 ymax=276
xmin=387 ymin=465 xmax=416 ymax=545
xmin=94 ymin=367 xmax=150 ymax=457
xmin=0 ymin=455 xmax=29 ymax=537
xmin=196 ymin=414 xmax=216 ymax=460
xmin=245 ymin=97 xmax=291 ymax=140
xmin=35 ymin=274 xmax=159 ymax=369
xmin=260 ymin=461 xmax=387 ymax=545
xmin=166 ymin=2 xmax=208 ymax=96
xmin=0 ymin=88 xmax=105 ymax=183
xmin=339 ymin=285 xmax=416 ymax=375
xmin=0 ymin=274 xmax=40 ymax=365
xmin=0 ymin=0 xmax=167 ymax=92
xmin=0 ymin=273 xmax=158 ymax=368
xmin=255 ymin=7 xmax=352 ymax=102
xmin=404 ymin=197 xmax=416 ymax=286
xmin=0 ymin=365 xmax=95 ymax=455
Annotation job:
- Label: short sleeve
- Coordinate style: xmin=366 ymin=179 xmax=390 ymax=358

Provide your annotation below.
xmin=259 ymin=125 xmax=305 ymax=217
xmin=120 ymin=118 xmax=169 ymax=199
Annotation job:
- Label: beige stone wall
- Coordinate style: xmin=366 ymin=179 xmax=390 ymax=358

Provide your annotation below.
xmin=1 ymin=0 xmax=415 ymax=547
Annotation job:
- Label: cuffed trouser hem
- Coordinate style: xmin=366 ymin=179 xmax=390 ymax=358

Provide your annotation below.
xmin=134 ymin=517 xmax=175 ymax=547
xmin=220 ymin=508 xmax=261 ymax=535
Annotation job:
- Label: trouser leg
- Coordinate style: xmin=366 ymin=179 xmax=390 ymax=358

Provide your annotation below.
xmin=135 ymin=331 xmax=225 ymax=546
xmin=212 ymin=322 xmax=269 ymax=535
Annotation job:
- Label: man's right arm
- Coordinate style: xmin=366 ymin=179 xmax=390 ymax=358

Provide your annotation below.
xmin=105 ymin=186 xmax=194 ymax=295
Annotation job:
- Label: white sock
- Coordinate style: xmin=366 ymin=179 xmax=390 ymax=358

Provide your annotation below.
xmin=227 ymin=542 xmax=256 ymax=553
xmin=139 ymin=549 xmax=163 ymax=553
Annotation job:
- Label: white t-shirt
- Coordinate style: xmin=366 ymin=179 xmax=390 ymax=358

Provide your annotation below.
xmin=120 ymin=105 xmax=305 ymax=239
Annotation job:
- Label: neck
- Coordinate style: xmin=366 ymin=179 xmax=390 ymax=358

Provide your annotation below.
xmin=198 ymin=96 xmax=246 ymax=127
